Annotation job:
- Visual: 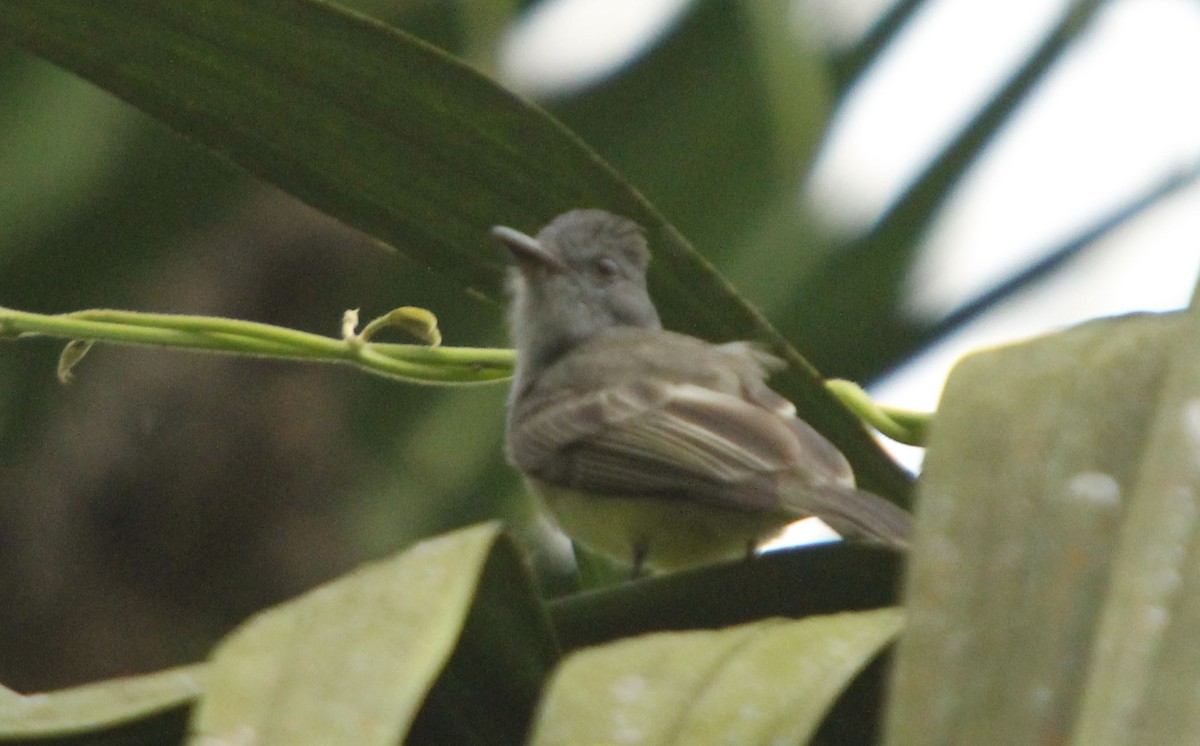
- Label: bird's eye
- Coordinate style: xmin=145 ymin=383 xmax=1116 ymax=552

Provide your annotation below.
xmin=594 ymin=257 xmax=620 ymax=280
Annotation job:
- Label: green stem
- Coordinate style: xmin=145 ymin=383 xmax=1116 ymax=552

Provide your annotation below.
xmin=825 ymin=379 xmax=930 ymax=446
xmin=69 ymin=308 xmax=326 ymax=342
xmin=0 ymin=306 xmax=513 ymax=385
xmin=2 ymin=306 xmax=930 ymax=430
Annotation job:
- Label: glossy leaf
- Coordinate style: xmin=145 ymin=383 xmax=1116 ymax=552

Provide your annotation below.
xmin=190 ymin=522 xmax=555 ymax=746
xmin=549 ymin=543 xmax=903 ymax=652
xmin=0 ymin=665 xmax=201 ymax=741
xmin=1073 ymin=312 xmax=1200 ymax=743
xmin=887 ymin=309 xmax=1200 ymax=744
xmin=530 ymin=608 xmax=902 ymax=746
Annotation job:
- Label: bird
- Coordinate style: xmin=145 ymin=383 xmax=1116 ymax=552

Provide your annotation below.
xmin=495 ymin=209 xmax=912 ymax=572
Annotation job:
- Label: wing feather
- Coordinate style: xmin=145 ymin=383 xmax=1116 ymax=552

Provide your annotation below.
xmin=510 ymin=380 xmax=854 ymax=511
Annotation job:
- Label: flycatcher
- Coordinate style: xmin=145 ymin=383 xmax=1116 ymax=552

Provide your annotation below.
xmin=496 ymin=209 xmax=912 ymax=572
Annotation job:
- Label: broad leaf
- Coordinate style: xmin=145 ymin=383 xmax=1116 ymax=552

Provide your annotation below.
xmin=530 ymin=607 xmax=902 ymax=746
xmin=887 ymin=309 xmax=1200 ymax=744
xmin=549 ymin=543 xmax=903 ymax=652
xmin=190 ymin=522 xmax=555 ymax=746
xmin=0 ymin=665 xmax=200 ymax=742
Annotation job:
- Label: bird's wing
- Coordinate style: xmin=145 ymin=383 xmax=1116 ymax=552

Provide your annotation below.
xmin=510 ymin=380 xmax=853 ymax=512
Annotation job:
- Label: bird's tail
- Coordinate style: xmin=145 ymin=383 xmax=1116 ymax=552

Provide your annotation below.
xmin=785 ymin=481 xmax=914 ymax=551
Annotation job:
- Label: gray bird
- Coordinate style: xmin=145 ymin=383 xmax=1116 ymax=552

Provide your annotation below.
xmin=496 ymin=209 xmax=912 ymax=572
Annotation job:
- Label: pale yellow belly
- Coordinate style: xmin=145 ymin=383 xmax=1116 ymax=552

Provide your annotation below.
xmin=529 ymin=480 xmax=790 ymax=571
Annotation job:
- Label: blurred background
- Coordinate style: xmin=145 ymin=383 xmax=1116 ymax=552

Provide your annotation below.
xmin=1 ymin=0 xmax=1197 ymax=690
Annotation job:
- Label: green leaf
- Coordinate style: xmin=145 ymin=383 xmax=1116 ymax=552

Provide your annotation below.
xmin=549 ymin=543 xmax=903 ymax=652
xmin=406 ymin=524 xmax=561 ymax=744
xmin=887 ymin=310 xmax=1200 ymax=744
xmin=190 ymin=522 xmax=556 ymax=746
xmin=1072 ymin=315 xmax=1200 ymax=743
xmin=0 ymin=0 xmax=654 ymax=307
xmin=0 ymin=0 xmax=910 ymax=499
xmin=0 ymin=665 xmax=201 ymax=740
xmin=529 ymin=607 xmax=902 ymax=746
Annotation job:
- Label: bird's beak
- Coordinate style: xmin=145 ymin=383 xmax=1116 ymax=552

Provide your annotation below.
xmin=492 ymin=225 xmax=566 ymax=273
